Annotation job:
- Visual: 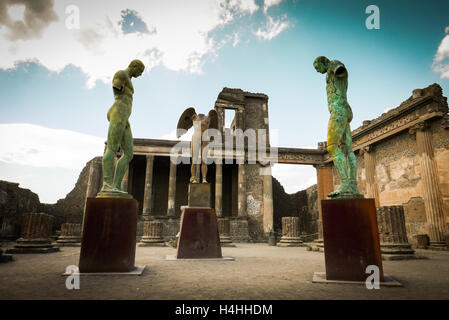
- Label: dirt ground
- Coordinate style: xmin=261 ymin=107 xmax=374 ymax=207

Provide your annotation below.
xmin=0 ymin=243 xmax=448 ymax=300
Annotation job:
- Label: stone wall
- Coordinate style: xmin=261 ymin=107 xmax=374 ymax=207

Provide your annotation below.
xmin=272 ymin=177 xmax=318 ymax=239
xmin=40 ymin=157 xmax=96 ymax=228
xmin=0 ymin=180 xmax=41 ymax=239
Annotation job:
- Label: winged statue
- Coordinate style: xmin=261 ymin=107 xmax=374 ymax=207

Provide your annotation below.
xmin=177 ymin=107 xmax=219 ymax=183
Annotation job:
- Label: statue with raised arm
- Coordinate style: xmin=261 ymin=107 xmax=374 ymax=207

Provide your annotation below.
xmin=176 ymin=108 xmax=218 ymax=183
xmin=313 ymin=56 xmax=361 ymax=198
xmin=97 ymin=59 xmax=145 ymax=198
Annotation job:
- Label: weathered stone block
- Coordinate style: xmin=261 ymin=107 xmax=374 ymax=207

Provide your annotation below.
xmin=414 ymin=234 xmax=430 ymax=249
xmin=7 ymin=212 xmax=59 ymax=254
xmin=188 ymin=183 xmax=211 ymax=208
xmin=277 ymin=217 xmax=302 ymax=247
xmin=139 ymin=221 xmax=165 ymax=246
xmin=57 ymin=223 xmax=81 ymax=246
xmin=377 ymin=206 xmax=418 ymax=259
xmin=217 ymin=218 xmax=235 ymax=247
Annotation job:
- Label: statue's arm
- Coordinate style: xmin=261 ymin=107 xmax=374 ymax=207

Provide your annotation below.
xmin=112 ymin=71 xmax=126 ymax=93
xmin=330 ymin=60 xmax=347 ymax=78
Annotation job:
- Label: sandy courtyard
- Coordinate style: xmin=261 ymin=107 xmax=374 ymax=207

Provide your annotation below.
xmin=1 ymin=243 xmax=449 ymax=300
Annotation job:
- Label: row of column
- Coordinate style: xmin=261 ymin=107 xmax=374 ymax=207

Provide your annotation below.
xmin=357 ymin=121 xmax=447 ymax=248
xmin=111 ymin=155 xmax=251 ymax=220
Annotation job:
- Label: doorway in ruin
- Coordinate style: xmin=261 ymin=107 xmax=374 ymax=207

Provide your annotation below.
xmin=271 ymin=163 xmax=318 ymax=238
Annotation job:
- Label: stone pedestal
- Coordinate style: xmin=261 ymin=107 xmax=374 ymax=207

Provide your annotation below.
xmin=79 ymin=198 xmax=138 ymax=273
xmin=139 ymin=221 xmax=165 ymax=246
xmin=0 ymin=247 xmax=13 ymax=263
xmin=176 ymin=207 xmax=222 ymax=259
xmin=57 ymin=223 xmax=82 ymax=247
xmin=7 ymin=213 xmax=59 ymax=254
xmin=414 ymin=234 xmax=430 ymax=249
xmin=188 ymin=183 xmax=211 ymax=207
xmin=322 ymin=198 xmax=384 ymax=282
xmin=277 ymin=217 xmax=303 ymax=247
xmin=377 ymin=206 xmax=418 ymax=260
xmin=217 ymin=218 xmax=235 ymax=247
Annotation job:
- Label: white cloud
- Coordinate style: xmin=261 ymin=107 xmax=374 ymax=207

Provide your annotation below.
xmin=160 ymin=128 xmax=194 ymax=141
xmin=254 ymin=15 xmax=290 ymax=41
xmin=272 ymin=163 xmax=316 ymax=194
xmin=263 ymin=0 xmax=283 ymax=13
xmin=433 ymin=26 xmax=449 ymax=78
xmin=0 ymin=123 xmax=104 ymax=170
xmin=0 ymin=0 xmax=265 ymax=88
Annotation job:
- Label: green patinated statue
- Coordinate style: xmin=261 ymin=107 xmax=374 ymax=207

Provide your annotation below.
xmin=313 ymin=56 xmax=361 ymax=198
xmin=97 ymin=59 xmax=145 ymax=199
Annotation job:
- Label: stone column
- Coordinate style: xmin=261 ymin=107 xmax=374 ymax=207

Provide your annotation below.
xmin=167 ymin=160 xmax=177 ymax=217
xmin=82 ymin=157 xmax=102 ymax=233
xmin=142 ymin=155 xmax=154 ymax=220
xmin=410 ymin=122 xmax=448 ymax=249
xmin=7 ymin=213 xmax=59 ymax=253
xmin=277 ymin=217 xmax=302 ymax=246
xmin=217 ymin=218 xmax=234 ymax=246
xmin=262 ymin=164 xmax=274 ymax=234
xmin=139 ymin=221 xmax=165 ymax=246
xmin=377 ymin=206 xmax=416 ymax=259
xmin=237 ymin=163 xmax=247 ymax=217
xmin=215 ymin=163 xmax=223 ymax=217
xmin=57 ymin=223 xmax=82 ymax=246
xmin=85 ymin=157 xmax=102 ymax=198
xmin=314 ymin=163 xmax=334 ymax=241
xmin=362 ymin=145 xmax=380 ymax=207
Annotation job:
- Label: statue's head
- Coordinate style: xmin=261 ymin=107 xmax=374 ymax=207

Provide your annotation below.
xmin=313 ymin=56 xmax=329 ymax=74
xmin=128 ymin=59 xmax=145 ymax=78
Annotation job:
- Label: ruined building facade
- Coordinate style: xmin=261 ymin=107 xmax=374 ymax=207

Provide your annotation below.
xmin=2 ymin=84 xmax=447 ymax=247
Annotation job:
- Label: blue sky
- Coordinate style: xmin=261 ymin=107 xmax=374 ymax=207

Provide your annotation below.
xmin=1 ymin=0 xmax=449 ymax=202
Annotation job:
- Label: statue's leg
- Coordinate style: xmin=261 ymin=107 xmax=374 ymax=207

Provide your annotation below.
xmin=101 ymin=119 xmax=124 ymax=192
xmin=201 ymin=144 xmax=208 ymax=183
xmin=113 ymin=123 xmax=133 ymax=191
xmin=326 ymin=117 xmax=349 ymax=197
xmin=190 ymin=136 xmax=200 ymax=183
xmin=343 ymin=124 xmax=359 ymax=194
xmin=201 ymin=161 xmax=208 ymax=183
xmin=190 ymin=164 xmax=198 ymax=183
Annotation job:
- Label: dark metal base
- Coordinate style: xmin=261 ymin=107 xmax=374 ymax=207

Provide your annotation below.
xmin=322 ymin=198 xmax=384 ymax=282
xmin=176 ymin=207 xmax=222 ymax=259
xmin=79 ymin=197 xmax=138 ymax=273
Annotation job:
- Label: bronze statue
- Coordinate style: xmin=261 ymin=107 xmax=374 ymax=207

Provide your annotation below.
xmin=313 ymin=56 xmax=361 ymax=198
xmin=177 ymin=108 xmax=218 ymax=183
xmin=97 ymin=59 xmax=145 ymax=198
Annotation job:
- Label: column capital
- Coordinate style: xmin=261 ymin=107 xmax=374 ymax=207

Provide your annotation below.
xmin=359 ymin=144 xmax=375 ymax=155
xmin=441 ymin=115 xmax=449 ymax=130
xmin=313 ymin=162 xmax=333 ymax=169
xmin=408 ymin=121 xmax=430 ymax=135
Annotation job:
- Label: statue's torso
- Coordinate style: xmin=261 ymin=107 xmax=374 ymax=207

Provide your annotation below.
xmin=108 ymin=70 xmax=134 ymax=122
xmin=326 ymin=60 xmax=352 ymax=122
